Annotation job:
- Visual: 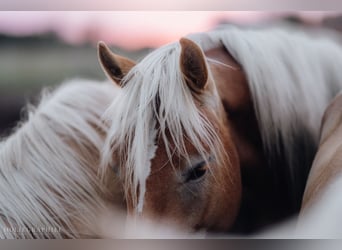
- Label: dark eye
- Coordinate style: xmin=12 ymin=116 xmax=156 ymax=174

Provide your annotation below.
xmin=185 ymin=161 xmax=207 ymax=182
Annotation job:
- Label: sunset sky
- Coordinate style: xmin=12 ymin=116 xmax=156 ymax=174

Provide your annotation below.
xmin=0 ymin=11 xmax=338 ymax=49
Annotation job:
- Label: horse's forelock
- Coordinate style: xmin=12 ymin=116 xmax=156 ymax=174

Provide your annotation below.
xmin=103 ymin=41 xmax=228 ymax=213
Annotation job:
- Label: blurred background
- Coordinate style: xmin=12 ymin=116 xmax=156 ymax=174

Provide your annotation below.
xmin=1 ymin=11 xmax=342 ymax=136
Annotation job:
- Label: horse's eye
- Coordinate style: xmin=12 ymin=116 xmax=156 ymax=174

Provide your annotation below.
xmin=185 ymin=161 xmax=207 ymax=182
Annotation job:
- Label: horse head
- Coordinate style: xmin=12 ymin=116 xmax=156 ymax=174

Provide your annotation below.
xmin=99 ymin=38 xmax=242 ymax=232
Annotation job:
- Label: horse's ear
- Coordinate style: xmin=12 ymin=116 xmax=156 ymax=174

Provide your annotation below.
xmin=179 ymin=38 xmax=208 ymax=92
xmin=98 ymin=41 xmax=136 ymax=87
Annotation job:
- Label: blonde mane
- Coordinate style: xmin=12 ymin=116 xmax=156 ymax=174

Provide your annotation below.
xmin=101 ymin=43 xmax=227 ymax=213
xmin=0 ymin=79 xmax=119 ymax=238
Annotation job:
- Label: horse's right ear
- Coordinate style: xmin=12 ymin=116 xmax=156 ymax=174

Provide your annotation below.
xmin=98 ymin=41 xmax=136 ymax=87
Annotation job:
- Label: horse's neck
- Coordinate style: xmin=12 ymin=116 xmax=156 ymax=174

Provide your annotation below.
xmin=205 ymin=46 xmax=264 ymax=172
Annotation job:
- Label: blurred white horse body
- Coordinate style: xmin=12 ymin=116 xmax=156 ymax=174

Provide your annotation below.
xmin=0 ymin=79 xmax=123 ymax=238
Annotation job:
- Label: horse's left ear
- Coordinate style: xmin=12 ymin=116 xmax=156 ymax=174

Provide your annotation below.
xmin=179 ymin=38 xmax=208 ymax=92
xmin=98 ymin=41 xmax=136 ymax=87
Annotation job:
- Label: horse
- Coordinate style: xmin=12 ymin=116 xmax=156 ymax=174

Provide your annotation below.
xmin=0 ymin=79 xmax=124 ymax=238
xmin=296 ymin=92 xmax=342 ymax=238
xmin=99 ymin=25 xmax=342 ymax=234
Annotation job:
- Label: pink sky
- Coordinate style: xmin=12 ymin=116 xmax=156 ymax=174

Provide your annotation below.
xmin=0 ymin=0 xmax=341 ymax=10
xmin=0 ymin=12 xmax=337 ymax=49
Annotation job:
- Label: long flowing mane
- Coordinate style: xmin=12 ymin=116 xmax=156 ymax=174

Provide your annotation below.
xmin=102 ymin=43 xmax=228 ymax=213
xmin=0 ymin=79 xmax=119 ymax=238
xmin=188 ymin=25 xmax=342 ymax=208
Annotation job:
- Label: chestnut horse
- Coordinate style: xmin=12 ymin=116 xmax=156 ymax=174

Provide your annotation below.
xmin=99 ymin=26 xmax=342 ymax=233
xmin=0 ymin=79 xmax=124 ymax=238
xmin=297 ymin=92 xmax=342 ymax=237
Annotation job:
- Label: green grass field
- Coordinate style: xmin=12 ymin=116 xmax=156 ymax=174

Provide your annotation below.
xmin=0 ymin=34 xmax=150 ymax=133
xmin=0 ymin=41 xmax=149 ymax=92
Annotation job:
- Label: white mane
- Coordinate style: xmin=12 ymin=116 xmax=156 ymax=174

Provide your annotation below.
xmin=102 ymin=43 xmax=227 ymax=213
xmin=0 ymin=79 xmax=120 ymax=238
xmin=188 ymin=25 xmax=342 ymax=207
